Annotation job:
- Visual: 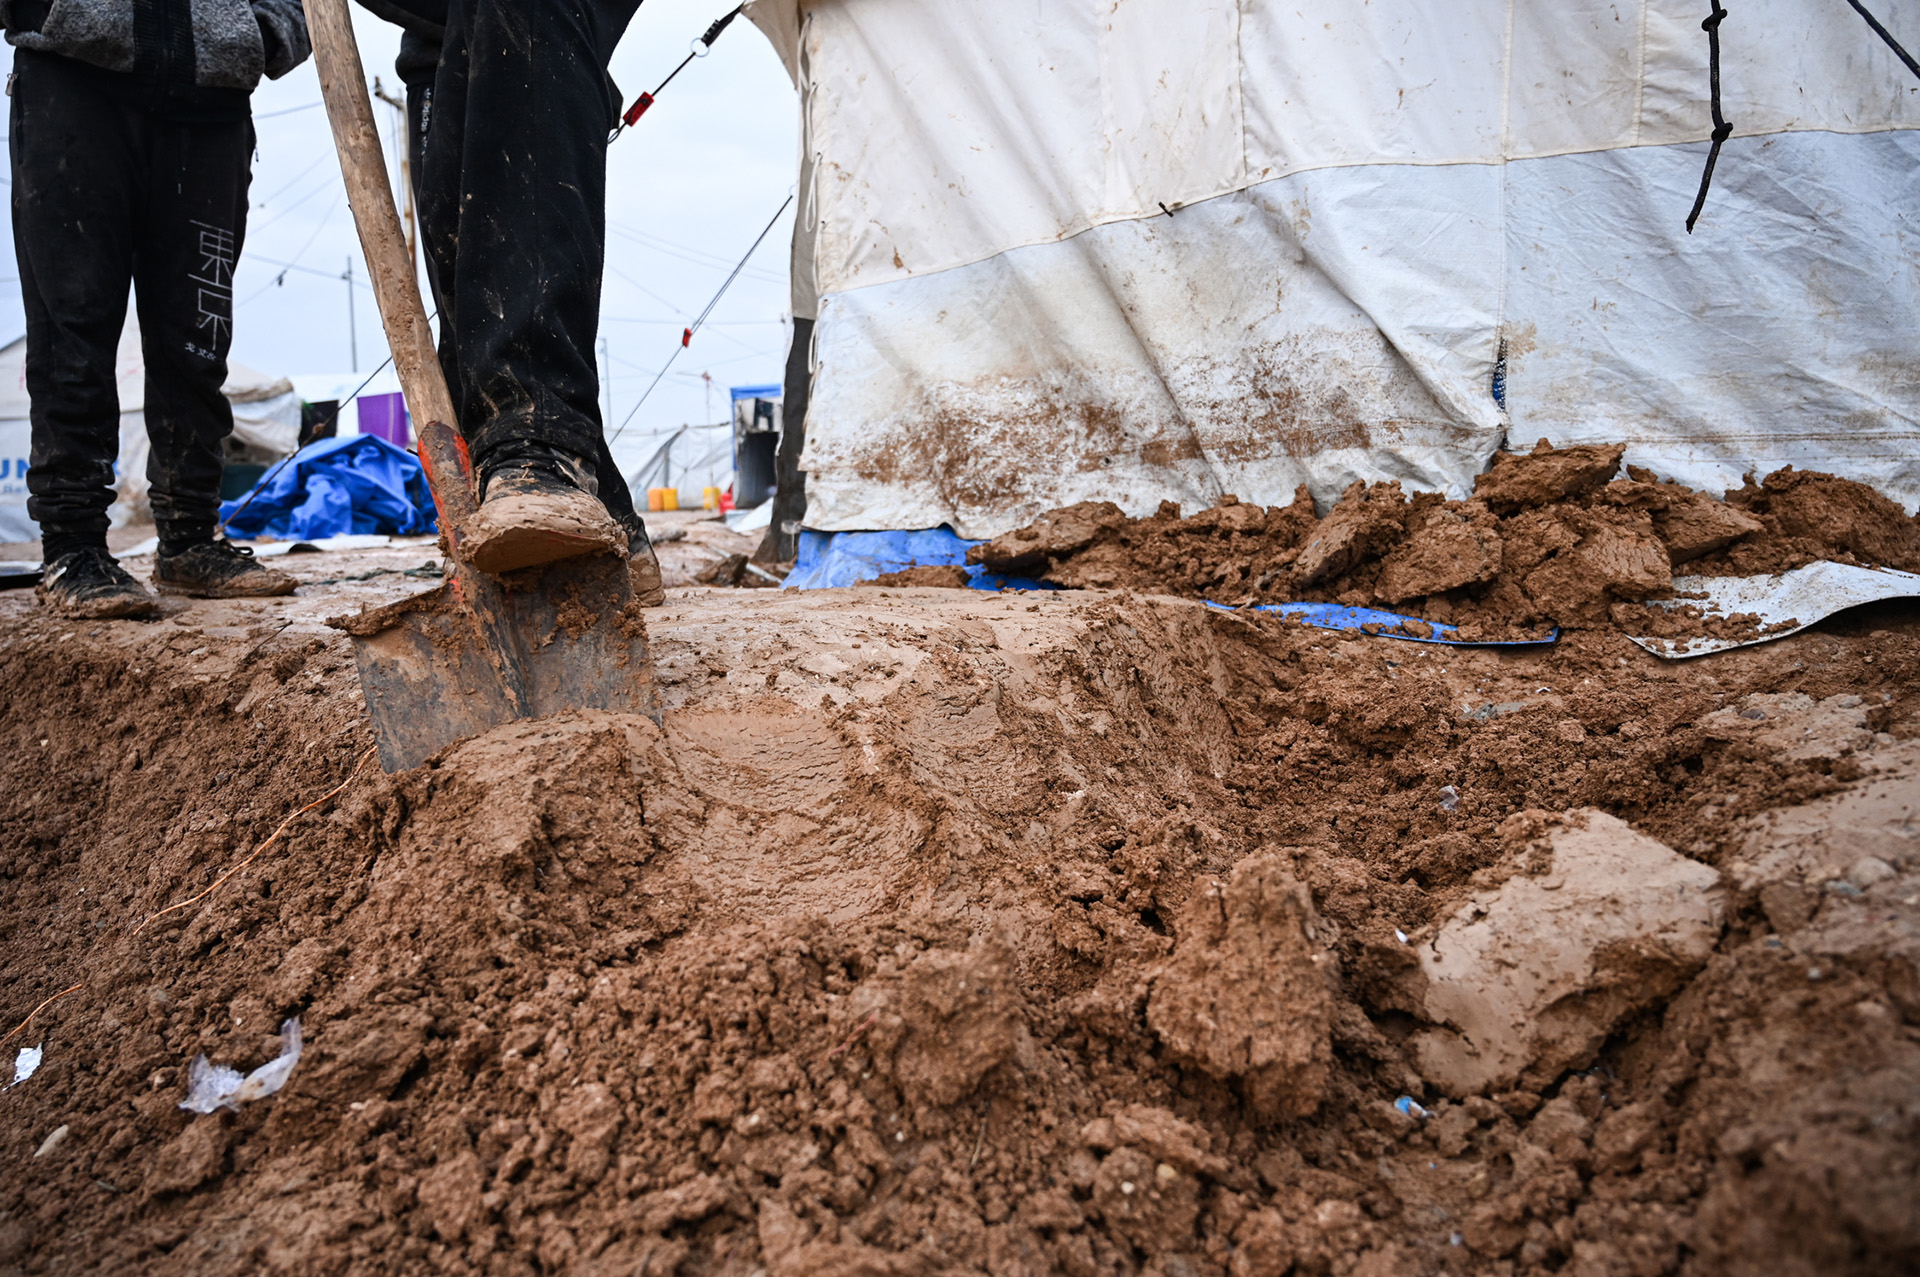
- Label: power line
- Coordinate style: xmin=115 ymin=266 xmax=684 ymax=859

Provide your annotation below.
xmin=254 ymin=100 xmax=325 ymax=119
xmin=607 ymin=193 xmax=793 ymax=446
xmin=252 ymin=151 xmax=333 ymax=210
xmin=602 ymin=316 xmax=784 ymax=326
xmin=607 ymin=222 xmax=785 ymax=284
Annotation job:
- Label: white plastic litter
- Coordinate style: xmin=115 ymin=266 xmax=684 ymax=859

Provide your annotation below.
xmin=1629 ymin=563 xmax=1920 ymax=660
xmin=9 ymin=1045 xmax=41 ymax=1088
xmin=179 ymin=1018 xmax=302 ymax=1114
xmin=1439 ymin=785 xmax=1460 ymax=813
xmin=33 ymin=1124 xmax=68 ymax=1158
xmin=725 ymin=503 xmax=774 ymax=535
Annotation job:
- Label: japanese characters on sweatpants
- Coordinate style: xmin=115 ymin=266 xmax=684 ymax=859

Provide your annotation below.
xmin=10 ymin=48 xmax=253 ymax=562
xmin=397 ymin=0 xmax=648 ymax=544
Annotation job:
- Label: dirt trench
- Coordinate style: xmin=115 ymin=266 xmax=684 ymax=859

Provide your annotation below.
xmin=1 ymin=559 xmax=1917 ymax=1277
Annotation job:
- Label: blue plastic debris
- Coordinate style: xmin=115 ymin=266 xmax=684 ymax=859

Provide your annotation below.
xmin=219 ymin=435 xmax=437 ymax=542
xmin=784 ymin=528 xmax=1053 ymax=592
xmin=1210 ymin=601 xmax=1558 ymax=648
xmin=1396 ymin=1096 xmax=1429 ymax=1119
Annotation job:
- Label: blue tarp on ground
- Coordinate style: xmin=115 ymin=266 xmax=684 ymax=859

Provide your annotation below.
xmin=218 ymin=435 xmax=437 ymax=541
xmin=783 ymin=527 xmax=1053 ymax=591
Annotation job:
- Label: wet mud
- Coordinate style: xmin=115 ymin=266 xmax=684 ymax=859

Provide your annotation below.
xmin=0 ymin=536 xmax=1918 ymax=1276
xmin=967 ymin=444 xmax=1920 ymax=640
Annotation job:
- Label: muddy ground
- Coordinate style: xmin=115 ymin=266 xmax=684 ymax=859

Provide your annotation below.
xmin=964 ymin=448 xmax=1920 ymax=642
xmin=1 ymin=519 xmax=1917 ymax=1275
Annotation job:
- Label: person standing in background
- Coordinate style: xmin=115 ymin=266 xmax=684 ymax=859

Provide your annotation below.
xmin=8 ymin=0 xmax=311 ymax=618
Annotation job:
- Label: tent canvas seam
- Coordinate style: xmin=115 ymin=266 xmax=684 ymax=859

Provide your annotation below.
xmin=816 ymin=121 xmax=1915 ymax=302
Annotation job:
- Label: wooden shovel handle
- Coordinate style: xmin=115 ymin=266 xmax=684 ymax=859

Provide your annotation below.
xmin=306 ymin=0 xmax=468 ymax=530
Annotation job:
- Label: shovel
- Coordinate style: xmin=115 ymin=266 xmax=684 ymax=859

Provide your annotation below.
xmin=308 ymin=0 xmax=659 ymax=772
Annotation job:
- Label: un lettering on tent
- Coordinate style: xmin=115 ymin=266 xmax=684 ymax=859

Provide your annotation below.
xmin=745 ymin=0 xmax=1920 ymax=538
xmin=0 ymin=317 xmax=301 ymax=543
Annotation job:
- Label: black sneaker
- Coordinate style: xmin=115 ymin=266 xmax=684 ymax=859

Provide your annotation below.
xmin=154 ymin=540 xmax=298 ymax=598
xmin=36 ymin=547 xmax=160 ymax=619
xmin=462 ymin=460 xmax=626 ymax=575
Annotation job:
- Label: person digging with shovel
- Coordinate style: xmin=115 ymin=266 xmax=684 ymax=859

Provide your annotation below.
xmin=356 ymin=0 xmax=664 ymax=604
xmin=8 ymin=0 xmax=313 ymax=618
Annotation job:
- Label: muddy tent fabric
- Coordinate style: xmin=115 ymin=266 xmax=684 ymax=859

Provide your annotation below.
xmin=218 ymin=434 xmax=437 ymax=542
xmin=746 ymin=0 xmax=1920 ymax=538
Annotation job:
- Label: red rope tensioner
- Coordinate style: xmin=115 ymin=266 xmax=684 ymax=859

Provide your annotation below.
xmin=617 ymin=6 xmax=744 ymax=134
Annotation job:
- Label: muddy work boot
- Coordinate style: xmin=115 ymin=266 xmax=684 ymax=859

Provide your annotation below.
xmin=462 ymin=458 xmax=627 ymax=576
xmin=154 ymin=540 xmax=298 ymax=598
xmin=37 ymin=547 xmax=160 ymax=618
xmin=615 ymin=509 xmax=667 ymax=607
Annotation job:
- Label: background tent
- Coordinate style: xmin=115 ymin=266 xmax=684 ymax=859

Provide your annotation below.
xmin=0 ymin=316 xmax=300 ymax=543
xmin=746 ymin=0 xmax=1920 ymax=538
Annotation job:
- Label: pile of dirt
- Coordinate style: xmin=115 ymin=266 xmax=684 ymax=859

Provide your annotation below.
xmin=966 ymin=445 xmax=1920 ymax=638
xmin=2 ymin=574 xmax=1918 ymax=1276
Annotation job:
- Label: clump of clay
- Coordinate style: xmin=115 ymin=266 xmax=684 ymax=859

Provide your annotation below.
xmin=1621 ymin=468 xmax=1768 ymax=563
xmin=971 ymin=444 xmax=1919 ymax=635
xmin=1519 ymin=514 xmax=1673 ymax=622
xmin=1413 ymin=810 xmax=1724 ymax=1096
xmin=1473 ymin=440 xmax=1625 ymax=511
xmin=968 ymin=500 xmax=1130 ymax=575
xmin=1079 ymin=1106 xmax=1224 ymax=1254
xmin=858 ymin=931 xmax=1027 ymax=1108
xmin=866 ymin=564 xmax=973 ymax=589
xmin=1375 ymin=504 xmax=1503 ymax=603
xmin=1146 ymin=851 xmax=1334 ymax=1118
xmin=1730 ymin=466 xmax=1920 ymax=571
xmin=1291 ymin=482 xmax=1408 ymax=586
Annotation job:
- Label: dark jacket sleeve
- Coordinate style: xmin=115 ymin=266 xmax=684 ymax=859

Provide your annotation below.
xmin=252 ymin=0 xmax=311 ymax=79
xmin=355 ymin=0 xmax=445 ymax=40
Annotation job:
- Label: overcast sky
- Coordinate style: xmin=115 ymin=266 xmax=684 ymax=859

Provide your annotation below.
xmin=0 ymin=0 xmax=799 ymax=477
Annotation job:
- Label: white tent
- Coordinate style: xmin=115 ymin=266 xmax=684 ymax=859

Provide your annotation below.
xmin=746 ymin=0 xmax=1920 ymax=537
xmin=0 ymin=317 xmax=301 ymax=543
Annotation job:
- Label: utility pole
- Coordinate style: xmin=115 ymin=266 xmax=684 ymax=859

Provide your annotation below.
xmin=702 ymin=370 xmax=713 ymax=424
xmin=345 ymin=256 xmax=358 ymax=372
xmin=371 ymin=77 xmax=417 ymax=268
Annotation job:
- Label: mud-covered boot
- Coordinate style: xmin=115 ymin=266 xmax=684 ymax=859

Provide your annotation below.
xmin=462 ymin=458 xmax=627 ymax=575
xmin=615 ymin=509 xmax=666 ymax=607
xmin=154 ymin=540 xmax=298 ymax=598
xmin=37 ymin=547 xmax=160 ymax=619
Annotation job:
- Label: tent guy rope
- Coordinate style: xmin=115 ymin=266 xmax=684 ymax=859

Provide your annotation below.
xmin=608 ymin=192 xmax=793 ymax=446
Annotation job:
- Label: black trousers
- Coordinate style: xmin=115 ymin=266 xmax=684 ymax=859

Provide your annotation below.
xmin=412 ymin=0 xmax=644 ymax=532
xmin=10 ymin=50 xmax=252 ymax=559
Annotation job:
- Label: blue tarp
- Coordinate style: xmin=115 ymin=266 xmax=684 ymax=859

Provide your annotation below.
xmin=218 ymin=434 xmax=437 ymax=542
xmin=1213 ymin=602 xmax=1559 ymax=648
xmin=784 ymin=527 xmax=1053 ymax=592
xmin=783 ymin=528 xmax=1555 ymax=646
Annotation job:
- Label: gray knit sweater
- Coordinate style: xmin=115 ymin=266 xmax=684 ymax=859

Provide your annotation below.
xmin=2 ymin=0 xmax=309 ymax=91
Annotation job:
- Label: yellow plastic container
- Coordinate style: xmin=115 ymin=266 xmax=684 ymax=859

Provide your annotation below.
xmin=646 ymin=487 xmax=665 ymax=512
xmin=661 ymin=488 xmax=680 ymax=511
xmin=702 ymin=486 xmax=722 ymax=510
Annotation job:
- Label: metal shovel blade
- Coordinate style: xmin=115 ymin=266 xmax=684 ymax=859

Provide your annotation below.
xmin=335 ymin=552 xmax=660 ymax=772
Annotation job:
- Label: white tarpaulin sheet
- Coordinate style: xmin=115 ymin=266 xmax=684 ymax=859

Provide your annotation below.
xmin=748 ymin=0 xmax=1920 ymax=538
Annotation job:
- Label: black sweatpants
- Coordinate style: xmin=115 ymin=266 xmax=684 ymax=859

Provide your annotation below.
xmin=10 ymin=50 xmax=252 ymax=560
xmin=413 ymin=0 xmax=644 ymax=532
